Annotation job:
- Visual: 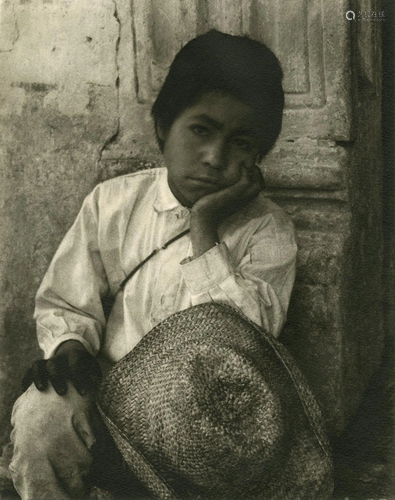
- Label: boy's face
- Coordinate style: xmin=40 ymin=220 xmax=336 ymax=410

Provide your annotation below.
xmin=159 ymin=92 xmax=263 ymax=207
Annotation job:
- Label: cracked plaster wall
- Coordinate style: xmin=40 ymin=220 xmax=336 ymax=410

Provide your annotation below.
xmin=0 ymin=0 xmax=120 ymax=447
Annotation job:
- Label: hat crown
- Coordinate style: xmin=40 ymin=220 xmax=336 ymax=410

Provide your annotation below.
xmin=147 ymin=343 xmax=289 ymax=490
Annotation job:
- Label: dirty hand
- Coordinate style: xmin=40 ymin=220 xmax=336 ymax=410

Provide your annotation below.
xmin=189 ymin=165 xmax=264 ymax=259
xmin=21 ymin=340 xmax=102 ymax=396
xmin=191 ymin=164 xmax=264 ymax=228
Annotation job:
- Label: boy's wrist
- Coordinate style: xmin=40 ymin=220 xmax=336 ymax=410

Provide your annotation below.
xmin=190 ymin=213 xmax=219 ymax=259
xmin=55 ymin=340 xmax=87 ymax=356
xmin=190 ymin=210 xmax=217 ymax=231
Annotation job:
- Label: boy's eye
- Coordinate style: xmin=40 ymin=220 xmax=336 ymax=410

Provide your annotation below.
xmin=190 ymin=125 xmax=210 ymax=136
xmin=233 ymin=137 xmax=254 ymax=151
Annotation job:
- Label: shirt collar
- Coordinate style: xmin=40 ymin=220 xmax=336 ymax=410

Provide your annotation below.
xmin=153 ymin=168 xmax=183 ymax=213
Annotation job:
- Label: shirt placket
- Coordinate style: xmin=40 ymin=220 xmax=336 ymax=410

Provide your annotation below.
xmin=150 ymin=208 xmax=191 ymax=325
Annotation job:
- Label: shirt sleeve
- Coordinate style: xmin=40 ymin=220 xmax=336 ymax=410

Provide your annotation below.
xmin=180 ymin=214 xmax=297 ymax=337
xmin=34 ymin=187 xmax=109 ymax=358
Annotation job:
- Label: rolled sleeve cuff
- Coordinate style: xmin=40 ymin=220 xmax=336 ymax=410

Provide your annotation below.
xmin=39 ymin=334 xmax=97 ymax=359
xmin=180 ymin=243 xmax=234 ymax=294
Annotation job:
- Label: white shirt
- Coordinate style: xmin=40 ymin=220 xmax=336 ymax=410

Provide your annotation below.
xmin=35 ymin=168 xmax=297 ymax=375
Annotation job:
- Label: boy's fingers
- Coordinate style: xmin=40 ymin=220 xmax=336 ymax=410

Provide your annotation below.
xmin=232 ymin=165 xmax=262 ymax=196
xmin=71 ymin=352 xmax=102 ymax=395
xmin=242 ymin=166 xmax=264 ymax=198
xmin=73 ymin=373 xmax=100 ymax=396
xmin=226 ymin=166 xmax=261 ymax=204
xmin=72 ymin=377 xmax=88 ymax=396
xmin=205 ymin=179 xmax=258 ymax=217
xmin=72 ymin=365 xmax=100 ymax=395
xmin=192 ymin=164 xmax=264 ymax=223
xmin=50 ymin=376 xmax=69 ymax=396
xmin=251 ymin=165 xmax=265 ymax=188
xmin=46 ymin=356 xmax=70 ymax=395
xmin=21 ymin=368 xmax=34 ymax=392
xmin=31 ymin=359 xmax=49 ymax=391
xmin=243 ymin=164 xmax=264 ymax=189
xmin=21 ymin=347 xmax=101 ymax=397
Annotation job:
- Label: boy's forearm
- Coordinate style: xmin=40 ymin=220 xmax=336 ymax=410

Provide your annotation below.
xmin=190 ymin=213 xmax=219 ymax=259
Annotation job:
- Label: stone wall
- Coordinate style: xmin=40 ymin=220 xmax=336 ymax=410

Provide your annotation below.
xmin=0 ymin=0 xmax=384 ymax=461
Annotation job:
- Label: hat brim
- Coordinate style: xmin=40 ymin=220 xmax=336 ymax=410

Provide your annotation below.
xmin=98 ymin=303 xmax=333 ymax=499
xmin=98 ymin=408 xmax=179 ymax=500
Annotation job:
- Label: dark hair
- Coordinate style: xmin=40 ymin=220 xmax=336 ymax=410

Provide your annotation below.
xmin=151 ymin=30 xmax=284 ymax=158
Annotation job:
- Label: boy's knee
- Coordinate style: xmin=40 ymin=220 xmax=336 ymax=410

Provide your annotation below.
xmin=9 ymin=383 xmax=97 ymax=497
xmin=11 ymin=383 xmax=92 ymax=442
xmin=11 ymin=384 xmax=60 ymax=454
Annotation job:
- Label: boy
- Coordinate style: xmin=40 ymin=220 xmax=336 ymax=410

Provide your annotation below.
xmin=10 ymin=30 xmax=297 ymax=498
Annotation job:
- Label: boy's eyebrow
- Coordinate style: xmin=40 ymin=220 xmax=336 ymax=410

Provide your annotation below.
xmin=191 ymin=114 xmax=223 ymax=129
xmin=191 ymin=114 xmax=257 ymax=137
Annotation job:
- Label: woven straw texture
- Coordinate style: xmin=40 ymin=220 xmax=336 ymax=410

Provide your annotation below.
xmin=98 ymin=303 xmax=333 ymax=500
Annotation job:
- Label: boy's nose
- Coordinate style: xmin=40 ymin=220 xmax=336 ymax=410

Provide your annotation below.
xmin=202 ymin=141 xmax=227 ymax=170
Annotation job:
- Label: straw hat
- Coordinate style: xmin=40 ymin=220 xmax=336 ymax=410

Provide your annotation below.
xmin=98 ymin=303 xmax=333 ymax=499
